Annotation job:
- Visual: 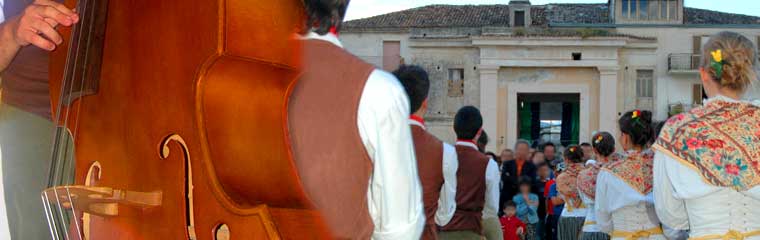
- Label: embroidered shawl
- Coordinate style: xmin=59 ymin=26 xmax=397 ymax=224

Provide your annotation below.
xmin=557 ymin=163 xmax=585 ymax=208
xmin=577 ymin=153 xmax=624 ymax=200
xmin=654 ymin=100 xmax=760 ymax=191
xmin=602 ymin=151 xmax=654 ymax=195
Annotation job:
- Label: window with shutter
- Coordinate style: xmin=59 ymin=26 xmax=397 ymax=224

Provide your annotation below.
xmin=447 ymin=69 xmax=464 ymax=97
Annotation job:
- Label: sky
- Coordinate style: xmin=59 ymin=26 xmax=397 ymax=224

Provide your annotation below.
xmin=345 ymin=0 xmax=760 ymax=21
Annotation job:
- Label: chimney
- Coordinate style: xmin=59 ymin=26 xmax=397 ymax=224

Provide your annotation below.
xmin=509 ymin=1 xmax=531 ymax=27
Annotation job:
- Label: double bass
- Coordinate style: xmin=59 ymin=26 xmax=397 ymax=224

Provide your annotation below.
xmin=43 ymin=0 xmax=332 ymax=238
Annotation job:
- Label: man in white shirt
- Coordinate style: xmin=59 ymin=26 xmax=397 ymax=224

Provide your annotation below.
xmin=394 ymin=64 xmax=458 ymax=240
xmin=440 ymin=106 xmax=500 ymax=240
xmin=288 ymin=0 xmax=424 ymax=239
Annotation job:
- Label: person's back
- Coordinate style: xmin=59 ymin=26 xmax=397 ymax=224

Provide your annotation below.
xmin=289 ymin=2 xmax=424 ymax=238
xmin=653 ymin=31 xmax=760 ymax=240
xmin=395 ymin=64 xmax=458 ymax=240
xmin=440 ymin=106 xmax=491 ymax=240
xmin=596 ymin=111 xmax=664 ymax=240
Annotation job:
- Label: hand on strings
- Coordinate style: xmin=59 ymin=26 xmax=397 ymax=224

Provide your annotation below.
xmin=7 ymin=0 xmax=79 ymax=51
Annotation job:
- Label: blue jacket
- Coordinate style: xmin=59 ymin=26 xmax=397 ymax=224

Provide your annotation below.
xmin=513 ymin=193 xmax=539 ymax=224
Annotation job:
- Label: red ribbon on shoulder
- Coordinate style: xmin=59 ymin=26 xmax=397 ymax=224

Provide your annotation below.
xmin=409 ymin=115 xmax=425 ymax=126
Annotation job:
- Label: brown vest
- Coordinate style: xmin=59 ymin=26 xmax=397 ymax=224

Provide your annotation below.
xmin=288 ymin=39 xmax=375 ymax=239
xmin=1 ymin=0 xmax=52 ymax=119
xmin=442 ymin=145 xmax=488 ymax=234
xmin=411 ymin=125 xmax=445 ymax=240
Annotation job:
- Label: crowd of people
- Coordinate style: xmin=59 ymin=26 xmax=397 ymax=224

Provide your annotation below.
xmin=395 ymin=30 xmax=760 ymax=240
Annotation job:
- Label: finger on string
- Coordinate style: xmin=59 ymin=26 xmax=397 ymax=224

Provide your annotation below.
xmin=22 ymin=30 xmax=56 ymax=50
xmin=34 ymin=0 xmax=79 ymax=23
xmin=37 ymin=5 xmax=74 ymax=26
xmin=33 ymin=19 xmax=64 ymax=45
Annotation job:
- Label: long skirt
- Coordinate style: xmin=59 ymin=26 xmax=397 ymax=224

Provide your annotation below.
xmin=557 ymin=217 xmax=585 ymax=240
xmin=580 ymin=232 xmax=610 ymax=240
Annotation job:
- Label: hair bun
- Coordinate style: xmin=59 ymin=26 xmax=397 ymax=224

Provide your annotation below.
xmin=721 ymin=48 xmax=756 ymax=92
xmin=702 ymin=31 xmax=758 ymax=93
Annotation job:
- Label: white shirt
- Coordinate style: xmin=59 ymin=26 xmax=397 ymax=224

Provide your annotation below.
xmin=306 ymin=32 xmax=425 ymax=240
xmin=454 ymin=141 xmax=500 ymax=219
xmin=0 ymin=0 xmax=4 ymax=22
xmin=653 ymin=96 xmax=760 ymax=239
xmin=595 ymin=170 xmax=662 ymax=237
xmin=579 ymin=192 xmax=601 ymax=233
xmin=409 ymin=118 xmax=459 ymax=226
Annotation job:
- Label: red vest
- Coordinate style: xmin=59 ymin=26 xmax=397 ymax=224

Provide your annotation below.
xmin=1 ymin=0 xmax=52 ymax=119
xmin=411 ymin=125 xmax=445 ymax=240
xmin=442 ymin=145 xmax=489 ymax=234
xmin=288 ymin=39 xmax=375 ymax=239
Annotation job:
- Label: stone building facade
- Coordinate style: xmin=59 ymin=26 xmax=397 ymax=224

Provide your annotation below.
xmin=340 ymin=0 xmax=760 ymax=152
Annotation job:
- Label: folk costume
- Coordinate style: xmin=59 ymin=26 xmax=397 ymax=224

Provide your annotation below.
xmin=440 ymin=140 xmax=500 ymax=240
xmin=577 ymin=153 xmax=623 ymax=240
xmin=556 ymin=162 xmax=587 ymax=240
xmin=409 ymin=115 xmax=459 ymax=240
xmin=595 ymin=150 xmax=665 ymax=240
xmin=289 ymin=32 xmax=424 ymax=239
xmin=653 ymin=95 xmax=760 ymax=240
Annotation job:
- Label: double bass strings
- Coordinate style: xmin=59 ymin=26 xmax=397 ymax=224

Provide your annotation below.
xmin=43 ymin=0 xmax=94 ymax=238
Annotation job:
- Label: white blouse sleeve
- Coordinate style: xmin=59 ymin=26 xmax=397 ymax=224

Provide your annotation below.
xmin=482 ymin=159 xmax=501 ymax=219
xmin=435 ymin=143 xmax=458 ymax=226
xmin=594 ymin=171 xmax=613 ymax=234
xmin=358 ymin=70 xmax=424 ymax=240
xmin=652 ymin=151 xmax=690 ymax=230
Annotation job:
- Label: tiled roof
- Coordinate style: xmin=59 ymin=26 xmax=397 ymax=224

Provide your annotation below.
xmin=684 ymin=7 xmax=760 ymax=25
xmin=342 ymin=5 xmax=511 ymax=29
xmin=343 ymin=3 xmax=760 ymax=30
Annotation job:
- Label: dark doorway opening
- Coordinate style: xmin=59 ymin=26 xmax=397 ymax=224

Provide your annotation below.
xmin=517 ymin=93 xmax=580 ymax=148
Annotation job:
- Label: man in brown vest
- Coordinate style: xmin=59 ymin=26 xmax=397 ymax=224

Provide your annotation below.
xmin=394 ymin=64 xmax=458 ymax=240
xmin=441 ymin=106 xmax=501 ymax=240
xmin=289 ymin=0 xmax=424 ymax=239
xmin=1 ymin=1 xmax=79 ymax=239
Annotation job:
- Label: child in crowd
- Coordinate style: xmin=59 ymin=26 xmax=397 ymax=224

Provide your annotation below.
xmin=501 ymin=201 xmax=527 ymax=240
xmin=514 ymin=177 xmax=539 ymax=240
xmin=545 ymin=163 xmax=565 ymax=240
xmin=534 ymin=163 xmax=551 ymax=240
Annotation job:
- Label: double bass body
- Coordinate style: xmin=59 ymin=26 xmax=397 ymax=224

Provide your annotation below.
xmin=47 ymin=0 xmax=328 ymax=238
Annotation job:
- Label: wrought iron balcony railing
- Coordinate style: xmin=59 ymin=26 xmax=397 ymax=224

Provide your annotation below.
xmin=668 ymin=53 xmax=701 ymax=73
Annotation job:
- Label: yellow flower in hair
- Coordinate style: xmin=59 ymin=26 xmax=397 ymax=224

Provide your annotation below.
xmin=632 ymin=110 xmax=641 ymax=119
xmin=596 ymin=135 xmax=604 ymax=143
xmin=570 ymin=147 xmax=576 ymax=153
xmin=711 ymin=49 xmax=723 ymax=63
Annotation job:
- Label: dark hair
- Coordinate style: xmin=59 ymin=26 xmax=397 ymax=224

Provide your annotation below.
xmin=563 ymin=145 xmax=584 ymax=163
xmin=653 ymin=121 xmax=666 ymax=140
xmin=618 ymin=110 xmax=654 ymax=148
xmin=393 ymin=65 xmax=430 ymax=114
xmin=302 ymin=0 xmax=350 ymax=35
xmin=504 ymin=200 xmax=516 ymax=209
xmin=580 ymin=142 xmax=591 ymax=147
xmin=518 ymin=176 xmax=533 ymax=187
xmin=537 ymin=162 xmax=549 ymax=169
xmin=700 ymin=31 xmax=757 ymax=93
xmin=478 ymin=131 xmax=489 ymax=148
xmin=591 ymin=132 xmax=616 ymax=157
xmin=454 ymin=106 xmax=483 ymax=140
xmin=486 ymin=152 xmax=499 ymax=161
xmin=542 ymin=142 xmax=556 ymax=151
